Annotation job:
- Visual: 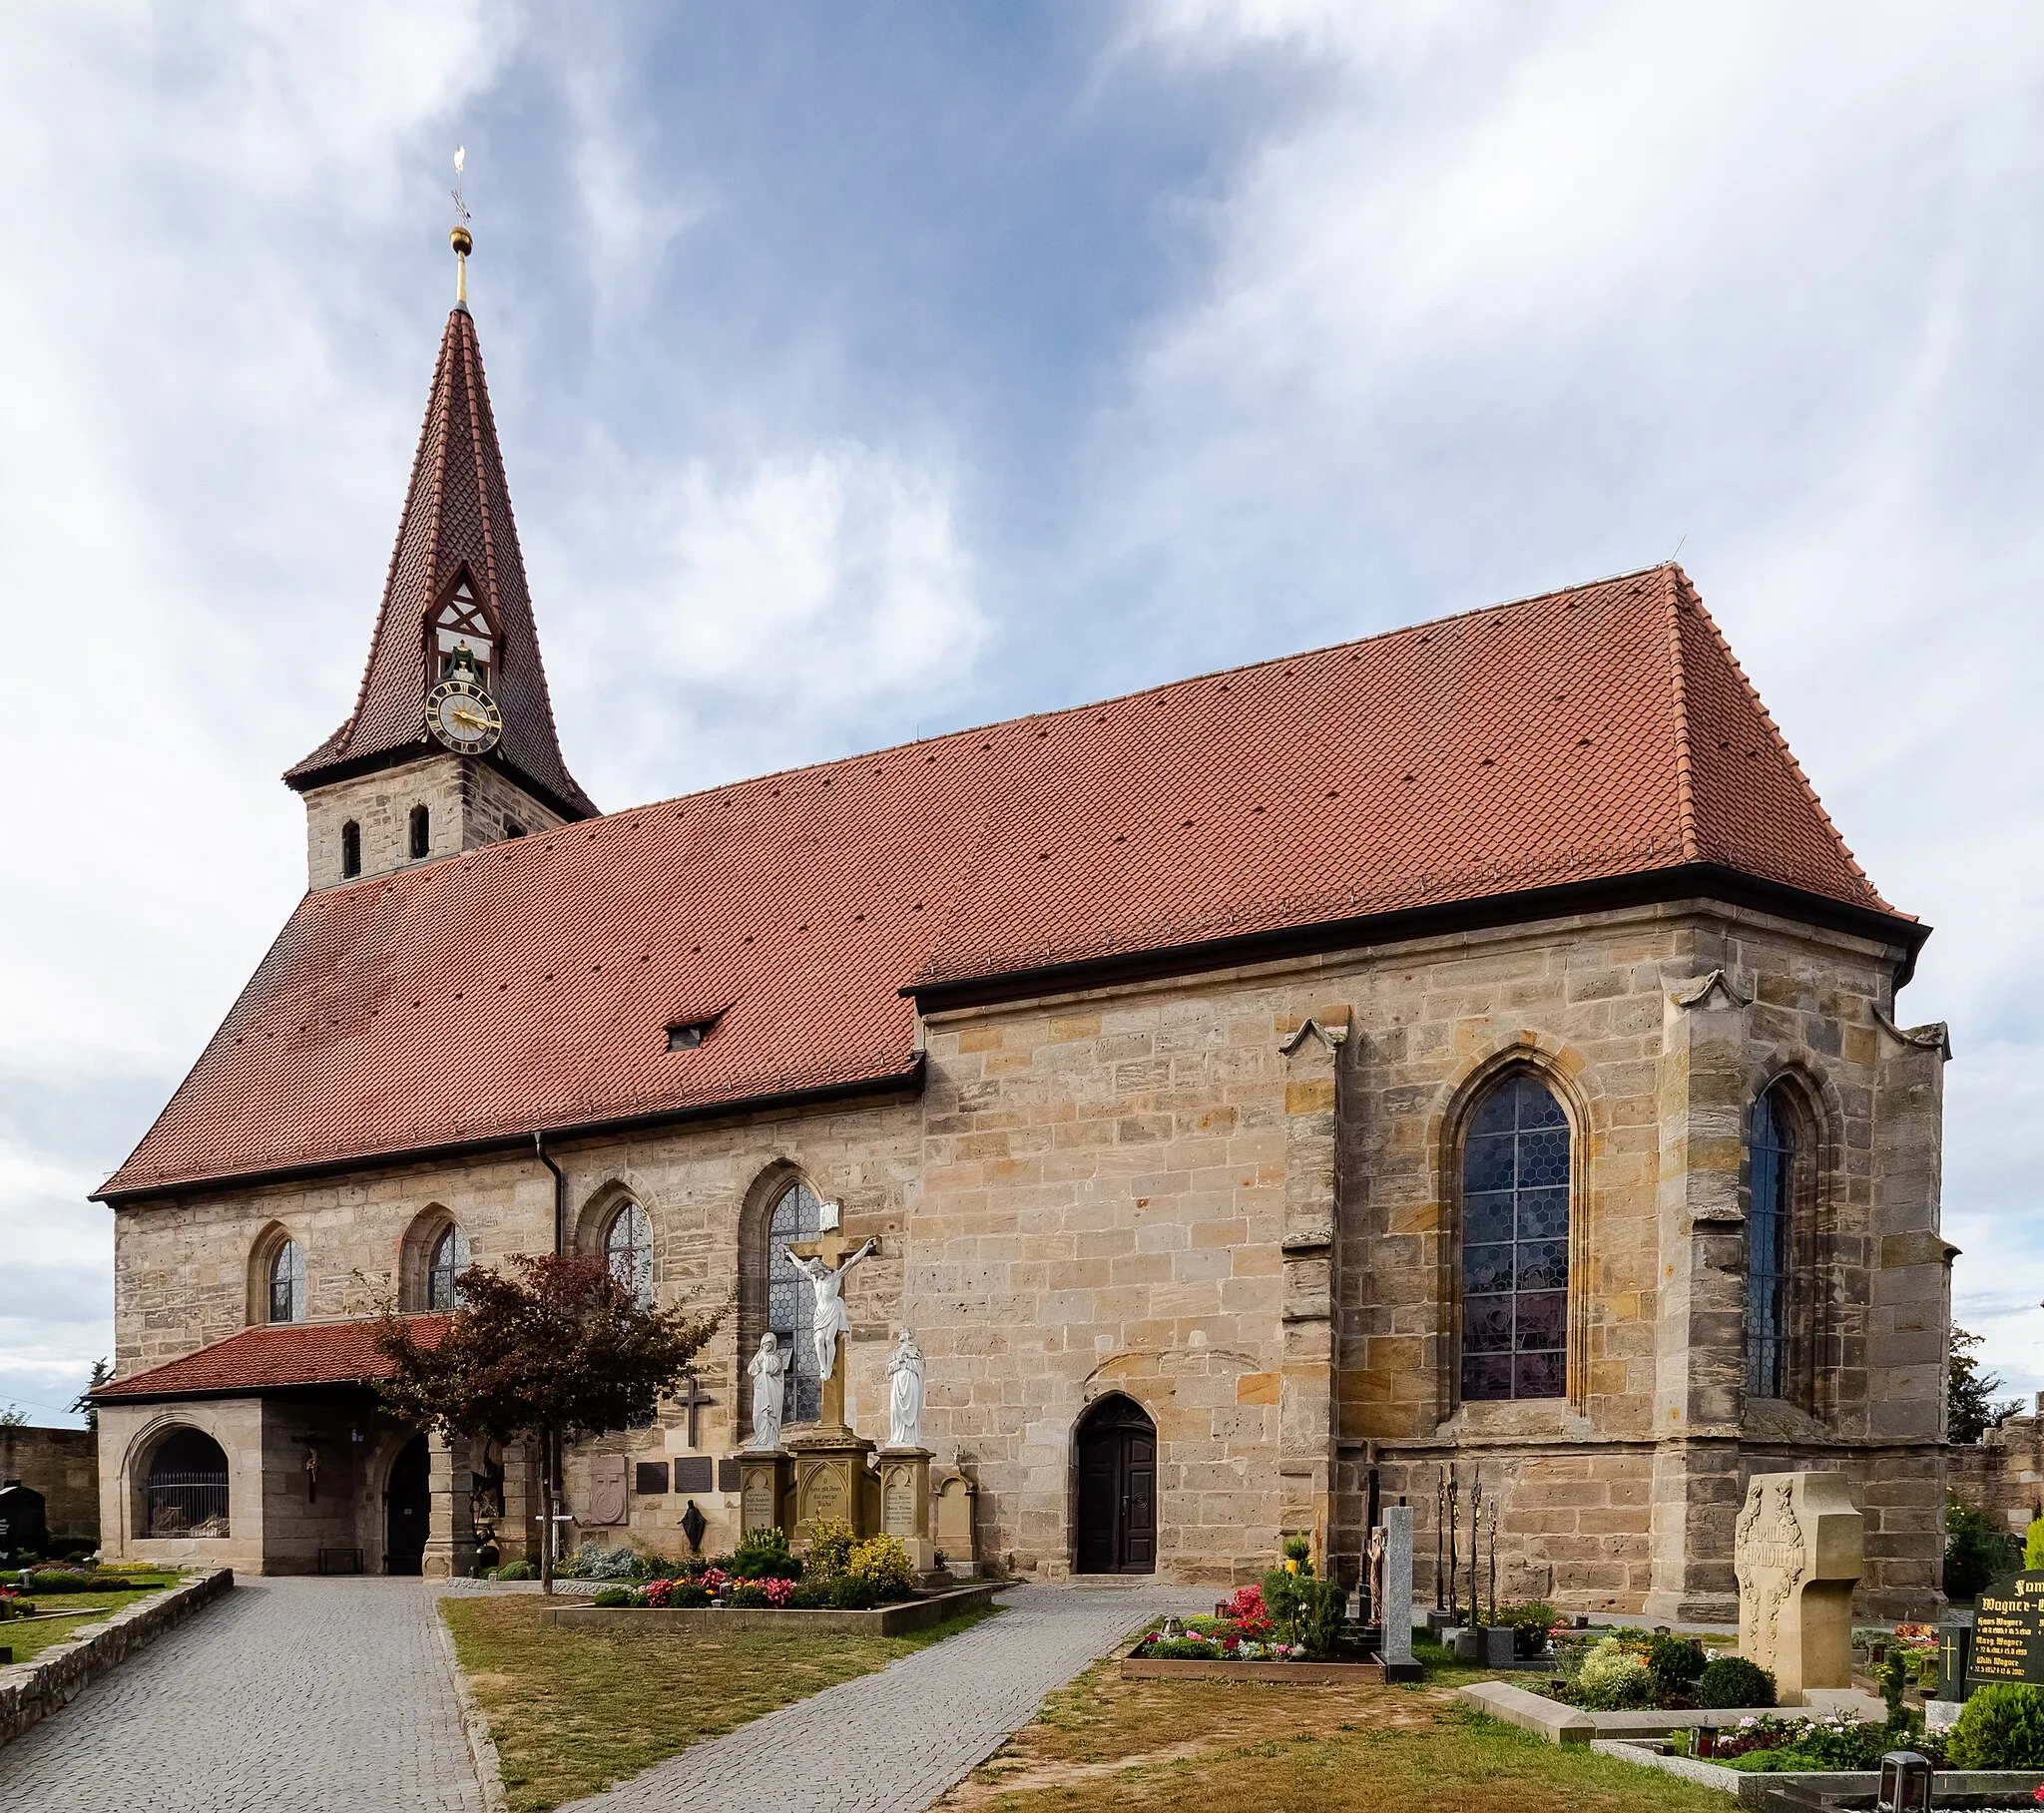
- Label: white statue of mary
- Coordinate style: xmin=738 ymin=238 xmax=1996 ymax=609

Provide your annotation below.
xmin=747 ymin=1332 xmax=787 ymax=1451
xmin=886 ymin=1325 xmax=926 ymax=1449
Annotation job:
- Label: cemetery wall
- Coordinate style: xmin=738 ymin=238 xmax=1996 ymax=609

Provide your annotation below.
xmin=1949 ymin=1407 xmax=2044 ymax=1542
xmin=0 ymin=1426 xmax=98 ymax=1545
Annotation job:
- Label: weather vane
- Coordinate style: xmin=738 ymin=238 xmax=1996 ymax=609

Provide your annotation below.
xmin=450 ymin=146 xmax=473 ymax=307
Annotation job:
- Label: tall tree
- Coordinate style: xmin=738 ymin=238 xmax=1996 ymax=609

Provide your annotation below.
xmin=373 ymin=1253 xmax=718 ymax=1593
xmin=1949 ymin=1325 xmax=2023 ymax=1445
xmin=71 ymin=1358 xmax=112 ymax=1434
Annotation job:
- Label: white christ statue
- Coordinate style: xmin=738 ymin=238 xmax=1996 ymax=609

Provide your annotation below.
xmin=747 ymin=1331 xmax=787 ymax=1451
xmin=780 ymin=1237 xmax=875 ymax=1389
xmin=886 ymin=1325 xmax=926 ymax=1448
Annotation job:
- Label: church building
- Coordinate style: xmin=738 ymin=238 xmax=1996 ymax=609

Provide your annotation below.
xmin=91 ymin=266 xmax=1953 ymax=1620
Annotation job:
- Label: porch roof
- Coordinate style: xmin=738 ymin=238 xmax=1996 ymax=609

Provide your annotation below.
xmin=93 ymin=1315 xmax=451 ymax=1405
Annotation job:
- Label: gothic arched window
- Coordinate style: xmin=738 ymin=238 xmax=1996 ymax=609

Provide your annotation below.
xmin=268 ymin=1239 xmax=306 ymax=1324
xmin=340 ymin=820 xmax=361 ymax=879
xmin=1747 ymin=1088 xmax=1795 ymax=1399
xmin=768 ymin=1181 xmax=825 ymax=1425
xmin=1460 ymin=1072 xmax=1570 ymax=1403
xmin=408 ymin=805 xmax=430 ymax=860
xmin=603 ymin=1200 xmax=653 ymax=1305
xmin=427 ymin=1224 xmax=471 ymax=1311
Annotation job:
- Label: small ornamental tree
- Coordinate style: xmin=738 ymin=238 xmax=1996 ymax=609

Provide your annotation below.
xmin=372 ymin=1253 xmax=719 ymax=1593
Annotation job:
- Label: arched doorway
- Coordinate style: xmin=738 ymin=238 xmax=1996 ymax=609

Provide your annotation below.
xmin=1074 ymin=1394 xmax=1156 ymax=1575
xmin=385 ymin=1435 xmax=430 ymax=1576
xmin=143 ymin=1428 xmax=231 ymax=1539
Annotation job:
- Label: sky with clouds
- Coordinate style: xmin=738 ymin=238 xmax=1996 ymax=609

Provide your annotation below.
xmin=4 ymin=1 xmax=2042 ymax=1428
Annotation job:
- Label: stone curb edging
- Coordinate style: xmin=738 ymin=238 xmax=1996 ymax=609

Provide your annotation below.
xmin=430 ymin=1591 xmax=507 ymax=1813
xmin=539 ymin=1580 xmax=1000 ymax=1636
xmin=1109 ymin=1632 xmax=1406 ymax=1685
xmin=1595 ymin=1740 xmax=2044 ymax=1809
xmin=0 ymin=1568 xmax=235 ymax=1747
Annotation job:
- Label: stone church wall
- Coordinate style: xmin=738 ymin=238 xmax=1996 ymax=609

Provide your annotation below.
xmin=1948 ymin=1407 xmax=2044 ymax=1542
xmin=104 ymin=898 xmax=1945 ymax=1610
xmin=301 ymin=751 xmax=569 ymax=890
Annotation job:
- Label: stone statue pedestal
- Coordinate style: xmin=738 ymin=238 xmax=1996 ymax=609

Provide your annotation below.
xmin=1735 ymin=1470 xmax=1864 ymax=1705
xmin=738 ymin=1450 xmax=794 ymax=1537
xmin=786 ymin=1426 xmax=877 ymax=1543
xmin=876 ymin=1446 xmax=936 ymax=1573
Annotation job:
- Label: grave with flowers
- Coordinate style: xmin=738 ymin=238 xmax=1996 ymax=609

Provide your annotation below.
xmin=540 ymin=1520 xmax=999 ymax=1638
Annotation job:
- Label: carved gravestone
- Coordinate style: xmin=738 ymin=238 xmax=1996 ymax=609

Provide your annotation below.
xmin=1734 ymin=1471 xmax=1863 ymax=1705
xmin=1378 ymin=1504 xmax=1417 ymax=1676
xmin=588 ymin=1455 xmax=629 ymax=1527
xmin=1967 ymin=1574 xmax=2044 ymax=1689
xmin=0 ymin=1480 xmax=46 ymax=1566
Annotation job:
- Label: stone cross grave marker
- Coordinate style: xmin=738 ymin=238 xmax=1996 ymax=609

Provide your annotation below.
xmin=1734 ymin=1470 xmax=1863 ymax=1704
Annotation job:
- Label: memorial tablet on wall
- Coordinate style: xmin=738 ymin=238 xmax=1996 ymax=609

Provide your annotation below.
xmin=1969 ymin=1573 xmax=2044 ymax=1686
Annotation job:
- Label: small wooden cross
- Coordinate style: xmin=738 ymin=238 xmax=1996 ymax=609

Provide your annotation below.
xmin=676 ymin=1373 xmax=714 ymax=1449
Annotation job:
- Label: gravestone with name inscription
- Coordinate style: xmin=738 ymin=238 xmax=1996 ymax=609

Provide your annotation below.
xmin=1734 ymin=1470 xmax=1863 ymax=1704
xmin=1968 ymin=1574 xmax=2044 ymax=1687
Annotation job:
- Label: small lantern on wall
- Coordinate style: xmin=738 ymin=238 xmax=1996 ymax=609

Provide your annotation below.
xmin=1876 ymin=1751 xmax=1931 ymax=1813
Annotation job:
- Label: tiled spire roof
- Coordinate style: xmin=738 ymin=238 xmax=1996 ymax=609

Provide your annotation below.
xmin=103 ymin=565 xmax=1920 ymax=1200
xmin=285 ymin=305 xmax=596 ymax=820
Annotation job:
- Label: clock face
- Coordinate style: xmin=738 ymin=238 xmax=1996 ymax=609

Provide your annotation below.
xmin=427 ymin=677 xmax=503 ymax=753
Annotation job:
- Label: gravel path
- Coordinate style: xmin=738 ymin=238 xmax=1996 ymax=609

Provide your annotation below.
xmin=557 ymin=1582 xmax=1211 ymax=1813
xmin=0 ymin=1578 xmax=485 ymax=1813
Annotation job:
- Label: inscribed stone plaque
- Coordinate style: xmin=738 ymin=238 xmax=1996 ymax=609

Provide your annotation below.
xmin=884 ymin=1475 xmax=913 ymax=1537
xmin=808 ymin=1467 xmax=846 ymax=1519
xmin=718 ymin=1457 xmax=742 ymax=1493
xmin=635 ymin=1461 xmax=670 ymax=1496
xmin=742 ymin=1473 xmax=773 ymax=1529
xmin=1734 ymin=1471 xmax=1862 ymax=1704
xmin=588 ymin=1454 xmax=629 ymax=1526
xmin=672 ymin=1456 xmax=713 ymax=1494
xmin=1969 ymin=1575 xmax=2044 ymax=1685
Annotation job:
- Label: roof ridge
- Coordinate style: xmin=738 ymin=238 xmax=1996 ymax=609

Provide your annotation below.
xmin=1671 ymin=568 xmax=1884 ymax=902
xmin=1661 ymin=565 xmax=1703 ymax=864
xmin=543 ymin=562 xmax=1689 ymax=825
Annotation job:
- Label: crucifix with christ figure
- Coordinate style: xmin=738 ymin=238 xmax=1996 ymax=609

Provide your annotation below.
xmin=780 ymin=1221 xmax=875 ymax=1432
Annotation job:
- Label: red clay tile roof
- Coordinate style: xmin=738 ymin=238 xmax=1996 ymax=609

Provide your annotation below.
xmin=92 ymin=1316 xmax=451 ymax=1401
xmin=101 ymin=564 xmax=1911 ymax=1199
xmin=284 ymin=306 xmax=596 ymax=820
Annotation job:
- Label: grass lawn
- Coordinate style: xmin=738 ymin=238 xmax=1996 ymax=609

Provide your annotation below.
xmin=936 ymin=1652 xmax=1732 ymax=1813
xmin=0 ymin=1570 xmax=185 ymax=1665
xmin=440 ymin=1594 xmax=997 ymax=1813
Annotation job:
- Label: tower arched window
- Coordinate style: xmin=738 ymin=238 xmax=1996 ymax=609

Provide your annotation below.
xmin=427 ymin=1224 xmax=471 ymax=1311
xmin=603 ymin=1200 xmax=653 ymax=1306
xmin=767 ymin=1180 xmax=825 ymax=1425
xmin=1747 ymin=1088 xmax=1796 ymax=1400
xmin=268 ymin=1239 xmax=306 ymax=1324
xmin=1460 ymin=1072 xmax=1570 ymax=1402
xmin=340 ymin=820 xmax=361 ymax=879
xmin=408 ymin=805 xmax=430 ymax=860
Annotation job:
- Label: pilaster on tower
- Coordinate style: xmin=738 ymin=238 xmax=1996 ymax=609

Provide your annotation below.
xmin=285 ymin=282 xmax=595 ymax=890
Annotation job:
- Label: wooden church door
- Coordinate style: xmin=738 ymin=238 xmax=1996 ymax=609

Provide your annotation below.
xmin=1075 ymin=1395 xmax=1157 ymax=1574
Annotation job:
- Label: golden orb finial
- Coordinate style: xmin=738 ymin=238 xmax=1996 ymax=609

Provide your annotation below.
xmin=450 ymin=146 xmax=473 ymax=308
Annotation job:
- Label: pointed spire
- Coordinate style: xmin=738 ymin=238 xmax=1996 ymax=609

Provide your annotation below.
xmin=286 ymin=299 xmax=597 ymax=821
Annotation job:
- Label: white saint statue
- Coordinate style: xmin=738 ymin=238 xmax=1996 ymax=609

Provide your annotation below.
xmin=886 ymin=1325 xmax=926 ymax=1449
xmin=780 ymin=1237 xmax=875 ymax=1389
xmin=747 ymin=1332 xmax=787 ymax=1451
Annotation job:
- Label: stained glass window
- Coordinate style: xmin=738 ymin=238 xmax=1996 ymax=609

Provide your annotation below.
xmin=268 ymin=1239 xmax=306 ymax=1324
xmin=768 ymin=1181 xmax=823 ymax=1425
xmin=428 ymin=1224 xmax=470 ymax=1311
xmin=1746 ymin=1090 xmax=1794 ymax=1399
xmin=604 ymin=1201 xmax=653 ymax=1305
xmin=1460 ymin=1073 xmax=1570 ymax=1402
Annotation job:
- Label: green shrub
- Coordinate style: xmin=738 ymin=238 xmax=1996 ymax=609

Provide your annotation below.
xmin=1260 ymin=1569 xmax=1303 ymax=1640
xmin=846 ymin=1535 xmax=917 ymax=1599
xmin=1945 ymin=1493 xmax=2023 ymax=1600
xmin=592 ymin=1586 xmax=642 ymax=1608
xmin=2027 ymin=1517 xmax=2044 ymax=1574
xmin=790 ymin=1582 xmax=831 ymax=1609
xmin=1696 ymin=1654 xmax=1777 ymax=1709
xmin=1147 ymin=1636 xmax=1226 ymax=1659
xmin=805 ymin=1517 xmax=857 ymax=1580
xmin=489 ymin=1558 xmax=536 ymax=1582
xmin=732 ymin=1527 xmax=801 ymax=1582
xmin=828 ymin=1574 xmax=878 ymax=1609
xmin=727 ymin=1582 xmax=769 ymax=1608
xmin=668 ymin=1581 xmax=711 ymax=1607
xmin=1298 ymin=1580 xmax=1346 ymax=1658
xmin=21 ymin=1571 xmax=116 ymax=1594
xmin=1647 ymin=1634 xmax=1708 ymax=1694
xmin=1574 ymin=1637 xmax=1656 ymax=1710
xmin=1949 ymin=1681 xmax=2044 ymax=1769
xmin=1281 ymin=1533 xmax=1312 ymax=1567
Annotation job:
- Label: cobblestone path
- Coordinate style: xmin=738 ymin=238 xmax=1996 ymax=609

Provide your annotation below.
xmin=0 ymin=1578 xmax=483 ymax=1813
xmin=559 ymin=1583 xmax=1211 ymax=1813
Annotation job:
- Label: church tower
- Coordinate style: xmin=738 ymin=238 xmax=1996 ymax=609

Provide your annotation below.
xmin=285 ymin=227 xmax=596 ymax=888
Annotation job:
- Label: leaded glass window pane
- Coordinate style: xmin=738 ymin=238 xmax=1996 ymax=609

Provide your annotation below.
xmin=1460 ymin=1074 xmax=1569 ymax=1402
xmin=604 ymin=1201 xmax=653 ymax=1306
xmin=768 ymin=1182 xmax=823 ymax=1425
xmin=268 ymin=1239 xmax=305 ymax=1323
xmin=1746 ymin=1091 xmax=1793 ymax=1399
xmin=428 ymin=1225 xmax=470 ymax=1311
